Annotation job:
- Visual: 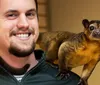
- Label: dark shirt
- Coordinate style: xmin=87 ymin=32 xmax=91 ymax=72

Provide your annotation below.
xmin=0 ymin=50 xmax=80 ymax=85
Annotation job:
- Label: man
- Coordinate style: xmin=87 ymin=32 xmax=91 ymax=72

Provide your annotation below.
xmin=0 ymin=0 xmax=82 ymax=85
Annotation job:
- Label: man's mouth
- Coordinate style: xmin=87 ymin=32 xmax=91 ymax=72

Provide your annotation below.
xmin=14 ymin=33 xmax=31 ymax=40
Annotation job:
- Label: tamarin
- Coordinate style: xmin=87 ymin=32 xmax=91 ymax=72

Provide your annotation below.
xmin=37 ymin=19 xmax=100 ymax=85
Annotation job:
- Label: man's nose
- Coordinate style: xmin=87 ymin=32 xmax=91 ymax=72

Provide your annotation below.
xmin=17 ymin=15 xmax=29 ymax=30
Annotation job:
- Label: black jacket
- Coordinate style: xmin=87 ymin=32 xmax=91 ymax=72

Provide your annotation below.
xmin=0 ymin=50 xmax=80 ymax=85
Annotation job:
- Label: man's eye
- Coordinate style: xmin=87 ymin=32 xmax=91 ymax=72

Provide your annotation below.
xmin=26 ymin=12 xmax=36 ymax=19
xmin=6 ymin=14 xmax=18 ymax=20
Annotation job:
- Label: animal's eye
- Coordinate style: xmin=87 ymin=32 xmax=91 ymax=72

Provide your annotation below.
xmin=89 ymin=26 xmax=95 ymax=31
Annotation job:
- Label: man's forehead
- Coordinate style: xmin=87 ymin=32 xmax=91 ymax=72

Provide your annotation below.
xmin=0 ymin=0 xmax=36 ymax=8
xmin=0 ymin=0 xmax=36 ymax=12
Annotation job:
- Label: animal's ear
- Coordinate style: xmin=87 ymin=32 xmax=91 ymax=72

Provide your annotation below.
xmin=82 ymin=19 xmax=90 ymax=28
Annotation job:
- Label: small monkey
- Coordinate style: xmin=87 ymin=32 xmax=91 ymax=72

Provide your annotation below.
xmin=37 ymin=19 xmax=100 ymax=85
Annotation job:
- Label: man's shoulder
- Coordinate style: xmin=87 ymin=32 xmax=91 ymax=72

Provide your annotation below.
xmin=34 ymin=50 xmax=80 ymax=85
xmin=40 ymin=62 xmax=81 ymax=85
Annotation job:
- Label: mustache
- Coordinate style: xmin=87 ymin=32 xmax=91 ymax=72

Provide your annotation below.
xmin=10 ymin=28 xmax=35 ymax=36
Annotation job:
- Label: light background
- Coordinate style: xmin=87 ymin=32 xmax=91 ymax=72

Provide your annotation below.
xmin=37 ymin=0 xmax=100 ymax=85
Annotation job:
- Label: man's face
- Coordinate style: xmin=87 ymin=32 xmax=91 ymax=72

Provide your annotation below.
xmin=0 ymin=0 xmax=39 ymax=57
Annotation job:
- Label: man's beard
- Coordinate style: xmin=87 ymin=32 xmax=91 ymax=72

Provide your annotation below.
xmin=9 ymin=27 xmax=36 ymax=57
xmin=9 ymin=42 xmax=36 ymax=57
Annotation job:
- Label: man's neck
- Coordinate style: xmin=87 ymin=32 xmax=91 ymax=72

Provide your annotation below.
xmin=0 ymin=52 xmax=38 ymax=75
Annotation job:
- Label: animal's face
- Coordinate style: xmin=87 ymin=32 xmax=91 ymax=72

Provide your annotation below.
xmin=82 ymin=19 xmax=100 ymax=41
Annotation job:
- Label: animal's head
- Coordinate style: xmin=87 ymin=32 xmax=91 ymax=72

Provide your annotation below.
xmin=82 ymin=19 xmax=100 ymax=41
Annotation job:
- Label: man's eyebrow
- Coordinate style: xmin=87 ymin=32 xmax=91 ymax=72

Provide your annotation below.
xmin=27 ymin=9 xmax=37 ymax=12
xmin=5 ymin=9 xmax=37 ymax=14
xmin=5 ymin=10 xmax=18 ymax=14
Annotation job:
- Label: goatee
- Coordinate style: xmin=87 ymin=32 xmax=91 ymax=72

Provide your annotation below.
xmin=9 ymin=42 xmax=35 ymax=57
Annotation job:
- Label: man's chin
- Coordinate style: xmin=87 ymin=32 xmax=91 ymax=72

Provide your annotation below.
xmin=9 ymin=46 xmax=35 ymax=57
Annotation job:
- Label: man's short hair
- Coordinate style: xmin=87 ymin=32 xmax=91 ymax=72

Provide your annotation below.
xmin=35 ymin=0 xmax=38 ymax=12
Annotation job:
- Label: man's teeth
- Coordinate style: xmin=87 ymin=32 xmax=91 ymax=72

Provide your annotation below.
xmin=16 ymin=34 xmax=29 ymax=38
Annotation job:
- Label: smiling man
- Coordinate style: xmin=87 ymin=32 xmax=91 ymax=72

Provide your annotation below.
xmin=0 ymin=0 xmax=39 ymax=75
xmin=0 ymin=0 xmax=82 ymax=85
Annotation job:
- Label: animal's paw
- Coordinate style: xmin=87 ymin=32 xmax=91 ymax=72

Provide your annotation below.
xmin=78 ymin=79 xmax=88 ymax=85
xmin=56 ymin=71 xmax=70 ymax=79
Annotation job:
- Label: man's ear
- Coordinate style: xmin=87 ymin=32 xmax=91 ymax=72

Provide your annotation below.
xmin=82 ymin=19 xmax=90 ymax=28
